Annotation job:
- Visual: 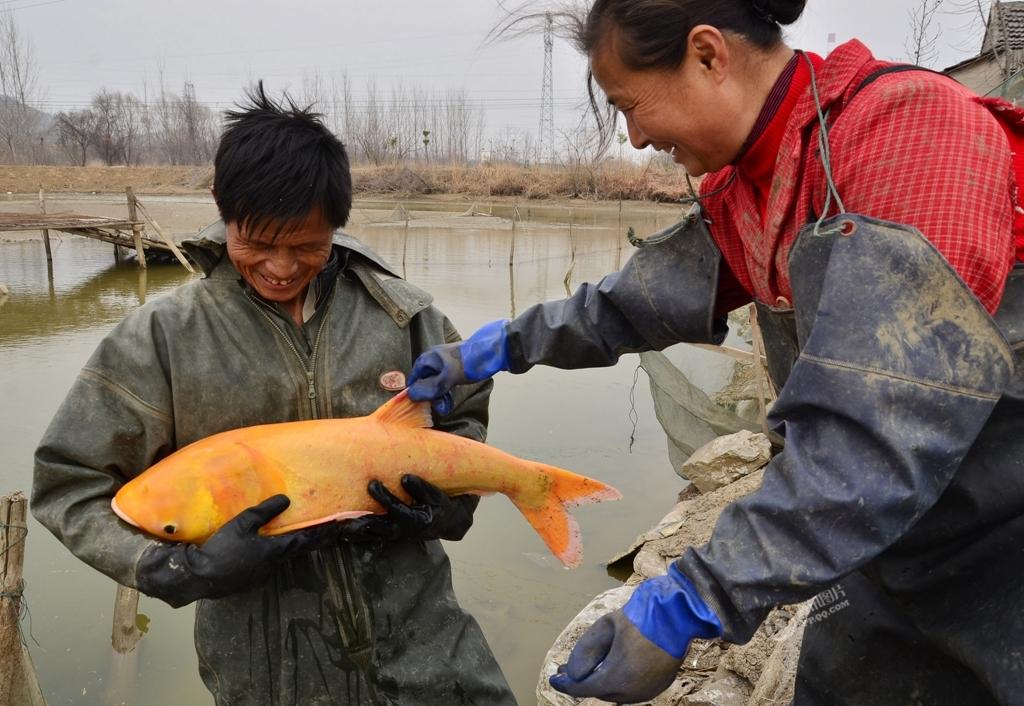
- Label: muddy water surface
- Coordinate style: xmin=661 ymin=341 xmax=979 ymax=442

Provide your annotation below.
xmin=0 ymin=194 xmax=729 ymax=705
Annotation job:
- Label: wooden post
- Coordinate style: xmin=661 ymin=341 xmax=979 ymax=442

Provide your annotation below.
xmin=508 ymin=261 xmax=517 ymax=319
xmin=508 ymin=222 xmax=516 ymax=268
xmin=563 ymin=208 xmax=577 ymax=296
xmin=0 ymin=492 xmax=46 ymax=706
xmin=19 ymin=644 xmax=46 ymax=706
xmin=137 ymin=268 xmax=148 ymax=307
xmin=38 ymin=188 xmax=52 ymax=265
xmin=126 ymin=187 xmax=146 ymax=270
xmin=0 ymin=492 xmax=28 ymax=704
xmin=401 ymin=206 xmax=409 ymax=280
xmin=111 ymin=585 xmax=142 ymax=654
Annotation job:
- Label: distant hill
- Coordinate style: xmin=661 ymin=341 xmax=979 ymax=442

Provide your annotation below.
xmin=0 ymin=95 xmax=55 ymax=133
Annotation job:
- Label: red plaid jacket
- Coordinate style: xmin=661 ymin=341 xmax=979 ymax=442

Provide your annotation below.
xmin=701 ymin=40 xmax=1021 ymax=315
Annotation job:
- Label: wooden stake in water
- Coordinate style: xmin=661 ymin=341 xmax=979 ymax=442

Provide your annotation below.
xmin=508 ymin=262 xmax=517 ymax=319
xmin=401 ymin=205 xmax=409 ymax=280
xmin=508 ymin=210 xmax=517 ymax=268
xmin=111 ymin=585 xmax=143 ymax=654
xmin=563 ymin=208 xmax=577 ymax=296
xmin=131 ymin=194 xmax=195 ymax=274
xmin=38 ymin=187 xmax=53 ymax=266
xmin=126 ymin=187 xmax=147 ymax=270
xmin=0 ymin=492 xmax=47 ymax=706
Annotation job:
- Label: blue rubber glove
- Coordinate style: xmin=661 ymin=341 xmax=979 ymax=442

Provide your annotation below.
xmin=407 ymin=319 xmax=511 ymax=414
xmin=550 ymin=564 xmax=722 ymax=702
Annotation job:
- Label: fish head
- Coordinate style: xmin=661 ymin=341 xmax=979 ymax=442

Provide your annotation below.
xmin=112 ymin=441 xmax=270 ymax=544
xmin=112 ymin=467 xmax=225 ymax=544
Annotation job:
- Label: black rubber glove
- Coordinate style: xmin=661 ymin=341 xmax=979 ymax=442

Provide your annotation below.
xmin=135 ymin=495 xmax=342 ymax=608
xmin=338 ymin=474 xmax=479 ymax=543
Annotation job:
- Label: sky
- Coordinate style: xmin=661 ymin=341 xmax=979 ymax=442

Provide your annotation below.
xmin=3 ymin=0 xmax=994 ymax=142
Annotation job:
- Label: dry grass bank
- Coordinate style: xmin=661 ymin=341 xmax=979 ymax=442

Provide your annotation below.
xmin=1 ymin=161 xmax=697 ymax=202
xmin=1 ymin=165 xmax=213 ymax=194
xmin=352 ymin=161 xmax=695 ymax=201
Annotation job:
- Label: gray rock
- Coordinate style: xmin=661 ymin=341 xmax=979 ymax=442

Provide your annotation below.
xmin=747 ymin=602 xmax=812 ymax=706
xmin=719 ymin=607 xmax=797 ymax=687
xmin=542 ymin=432 xmax=810 ymax=706
xmin=536 ymin=585 xmax=635 ymax=706
xmin=680 ymin=431 xmax=772 ymax=493
xmin=681 ymin=672 xmax=751 ymax=706
xmin=607 ymin=471 xmax=765 ymax=576
xmin=611 ymin=471 xmax=765 ymax=581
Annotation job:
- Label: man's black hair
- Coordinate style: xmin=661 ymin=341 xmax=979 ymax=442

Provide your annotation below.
xmin=213 ymin=80 xmax=352 ymax=238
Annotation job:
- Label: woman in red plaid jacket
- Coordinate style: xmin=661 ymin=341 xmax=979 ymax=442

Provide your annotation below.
xmin=408 ymin=1 xmax=1024 ymax=703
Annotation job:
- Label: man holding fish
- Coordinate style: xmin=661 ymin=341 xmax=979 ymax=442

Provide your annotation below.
xmin=32 ymin=84 xmax=517 ymax=705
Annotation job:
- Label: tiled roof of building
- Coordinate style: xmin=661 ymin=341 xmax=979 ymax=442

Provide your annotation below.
xmin=983 ymin=1 xmax=1024 ymax=52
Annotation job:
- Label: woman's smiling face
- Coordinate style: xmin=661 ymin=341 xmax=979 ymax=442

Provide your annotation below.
xmin=590 ymin=26 xmax=752 ymax=177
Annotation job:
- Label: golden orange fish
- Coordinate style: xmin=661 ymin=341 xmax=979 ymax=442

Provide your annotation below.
xmin=111 ymin=391 xmax=621 ymax=568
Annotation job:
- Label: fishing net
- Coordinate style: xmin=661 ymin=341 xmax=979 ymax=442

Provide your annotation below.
xmin=641 ymin=351 xmax=763 ymax=476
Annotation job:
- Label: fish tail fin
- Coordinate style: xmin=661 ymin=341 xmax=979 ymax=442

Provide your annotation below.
xmin=510 ymin=464 xmax=622 ymax=569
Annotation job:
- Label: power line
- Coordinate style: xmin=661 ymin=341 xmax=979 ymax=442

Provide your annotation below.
xmin=0 ymin=0 xmax=67 ymax=11
xmin=29 ymin=30 xmax=488 ymax=67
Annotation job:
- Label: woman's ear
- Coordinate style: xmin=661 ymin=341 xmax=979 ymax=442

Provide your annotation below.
xmin=687 ymin=25 xmax=730 ymax=80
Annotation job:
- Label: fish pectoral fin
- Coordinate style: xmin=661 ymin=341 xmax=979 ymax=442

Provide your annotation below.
xmin=370 ymin=389 xmax=433 ymax=429
xmin=264 ymin=511 xmax=376 ymax=536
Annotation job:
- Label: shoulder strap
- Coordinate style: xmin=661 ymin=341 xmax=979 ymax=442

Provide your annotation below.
xmin=809 ymin=64 xmax=947 ymax=225
xmin=852 ymin=64 xmax=947 ymax=98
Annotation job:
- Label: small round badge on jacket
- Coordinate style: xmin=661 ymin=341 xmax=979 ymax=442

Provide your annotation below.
xmin=379 ymin=371 xmax=407 ymax=392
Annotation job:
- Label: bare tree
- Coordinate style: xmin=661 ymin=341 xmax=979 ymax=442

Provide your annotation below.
xmin=560 ymin=115 xmax=605 ymax=197
xmin=86 ymin=91 xmax=146 ymax=165
xmin=91 ymin=90 xmax=123 ymax=165
xmin=340 ymin=77 xmax=487 ymax=165
xmin=178 ymin=81 xmax=216 ymax=164
xmin=0 ymin=10 xmax=41 ymax=162
xmin=906 ymin=0 xmax=943 ymax=66
xmin=115 ymin=92 xmax=144 ymax=165
xmin=487 ymin=126 xmax=524 ymax=163
xmin=56 ymin=110 xmax=97 ymax=166
xmin=148 ymin=79 xmax=218 ymax=165
xmin=349 ymin=79 xmax=395 ymax=165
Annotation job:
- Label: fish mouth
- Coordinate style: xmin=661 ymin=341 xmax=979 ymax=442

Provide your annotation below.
xmin=110 ymin=496 xmax=139 ymax=529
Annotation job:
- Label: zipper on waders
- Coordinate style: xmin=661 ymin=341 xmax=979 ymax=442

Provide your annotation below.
xmin=244 ymin=285 xmax=379 ymax=700
xmin=245 ymin=290 xmax=331 ymax=420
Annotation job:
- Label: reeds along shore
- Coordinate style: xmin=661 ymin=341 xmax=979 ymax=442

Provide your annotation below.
xmin=1 ymin=161 xmax=699 ymax=203
xmin=351 ymin=160 xmax=697 ymax=201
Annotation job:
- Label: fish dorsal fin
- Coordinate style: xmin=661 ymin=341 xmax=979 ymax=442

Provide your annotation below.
xmin=371 ymin=390 xmax=433 ymax=429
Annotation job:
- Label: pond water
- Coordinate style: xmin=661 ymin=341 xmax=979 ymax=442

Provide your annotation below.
xmin=0 ymin=194 xmax=734 ymax=705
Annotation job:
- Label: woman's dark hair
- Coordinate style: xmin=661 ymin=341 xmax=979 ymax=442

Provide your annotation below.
xmin=213 ymin=81 xmax=352 ymax=238
xmin=491 ymin=0 xmax=807 ymax=149
xmin=577 ymin=0 xmax=806 ymax=70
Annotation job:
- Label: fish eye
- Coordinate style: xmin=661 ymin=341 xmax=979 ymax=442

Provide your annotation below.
xmin=163 ymin=524 xmax=177 ymax=535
